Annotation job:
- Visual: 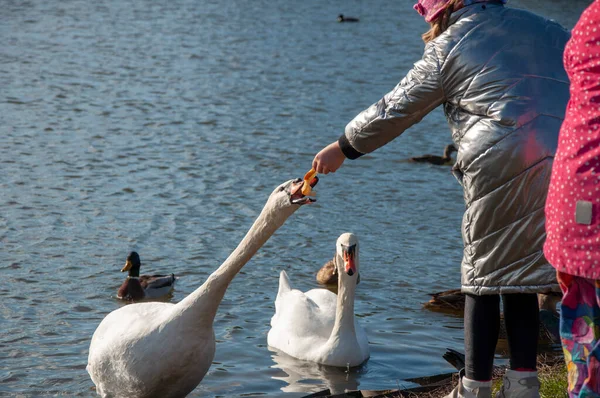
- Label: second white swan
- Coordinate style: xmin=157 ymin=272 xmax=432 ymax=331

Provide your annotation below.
xmin=267 ymin=232 xmax=369 ymax=367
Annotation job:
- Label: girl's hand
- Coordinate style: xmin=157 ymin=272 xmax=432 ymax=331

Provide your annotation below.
xmin=312 ymin=141 xmax=346 ymax=174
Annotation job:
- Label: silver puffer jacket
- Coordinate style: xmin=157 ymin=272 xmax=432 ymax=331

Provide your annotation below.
xmin=340 ymin=3 xmax=570 ymax=295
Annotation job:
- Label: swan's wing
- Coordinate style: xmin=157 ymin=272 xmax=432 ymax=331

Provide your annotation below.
xmin=273 ymin=273 xmax=334 ymax=324
xmin=277 ymin=270 xmax=292 ymax=296
xmin=273 ymin=270 xmax=292 ymax=316
xmin=304 ymin=288 xmax=337 ymax=314
xmin=270 ymin=284 xmax=334 ymax=341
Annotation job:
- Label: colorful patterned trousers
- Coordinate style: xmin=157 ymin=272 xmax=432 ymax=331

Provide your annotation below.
xmin=557 ymin=271 xmax=600 ymax=397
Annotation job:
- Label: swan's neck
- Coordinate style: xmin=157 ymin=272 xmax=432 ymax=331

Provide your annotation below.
xmin=329 ymin=274 xmax=357 ymax=341
xmin=176 ymin=201 xmax=296 ymax=325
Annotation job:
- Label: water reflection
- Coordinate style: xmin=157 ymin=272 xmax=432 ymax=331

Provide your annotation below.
xmin=269 ymin=347 xmax=366 ymax=395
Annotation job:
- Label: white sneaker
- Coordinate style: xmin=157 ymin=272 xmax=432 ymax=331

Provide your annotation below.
xmin=445 ymin=370 xmax=492 ymax=398
xmin=495 ymin=369 xmax=540 ymax=398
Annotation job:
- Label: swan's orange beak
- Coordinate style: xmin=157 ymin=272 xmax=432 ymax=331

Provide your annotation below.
xmin=290 ymin=176 xmax=319 ymax=205
xmin=343 ymin=245 xmax=356 ymax=276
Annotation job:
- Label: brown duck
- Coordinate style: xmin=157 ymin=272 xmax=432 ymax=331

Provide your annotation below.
xmin=423 ymin=289 xmax=562 ymax=343
xmin=410 ymin=144 xmax=457 ymax=165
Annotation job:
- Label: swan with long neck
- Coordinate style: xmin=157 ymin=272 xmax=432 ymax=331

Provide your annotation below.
xmin=267 ymin=233 xmax=369 ymax=367
xmin=87 ymin=177 xmax=317 ymax=398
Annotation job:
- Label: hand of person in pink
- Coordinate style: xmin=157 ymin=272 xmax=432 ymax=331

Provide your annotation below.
xmin=312 ymin=141 xmax=346 ymax=174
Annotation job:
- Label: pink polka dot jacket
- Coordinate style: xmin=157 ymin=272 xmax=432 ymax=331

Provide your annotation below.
xmin=544 ymin=0 xmax=600 ymax=281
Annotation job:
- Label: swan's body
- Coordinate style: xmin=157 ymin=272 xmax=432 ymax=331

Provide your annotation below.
xmin=268 ymin=233 xmax=369 ymax=367
xmin=87 ymin=177 xmax=317 ymax=398
xmin=410 ymin=144 xmax=457 ymax=165
xmin=117 ymin=251 xmax=176 ymax=301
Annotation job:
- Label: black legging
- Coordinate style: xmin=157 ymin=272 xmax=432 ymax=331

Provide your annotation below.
xmin=464 ymin=293 xmax=539 ymax=381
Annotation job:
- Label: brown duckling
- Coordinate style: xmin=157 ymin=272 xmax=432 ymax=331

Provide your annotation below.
xmin=117 ymin=251 xmax=176 ymax=301
xmin=410 ymin=144 xmax=457 ymax=165
xmin=316 ymin=258 xmax=360 ymax=286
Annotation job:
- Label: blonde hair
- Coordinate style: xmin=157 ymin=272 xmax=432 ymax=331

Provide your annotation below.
xmin=421 ymin=0 xmax=463 ymax=43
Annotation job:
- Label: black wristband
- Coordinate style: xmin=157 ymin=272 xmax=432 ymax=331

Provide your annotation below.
xmin=338 ymin=134 xmax=364 ymax=160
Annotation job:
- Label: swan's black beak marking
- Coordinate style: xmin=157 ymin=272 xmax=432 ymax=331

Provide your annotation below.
xmin=290 ymin=176 xmax=319 ymax=205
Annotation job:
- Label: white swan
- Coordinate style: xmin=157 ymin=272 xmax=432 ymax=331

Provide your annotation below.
xmin=87 ymin=177 xmax=318 ymax=398
xmin=267 ymin=232 xmax=369 ymax=367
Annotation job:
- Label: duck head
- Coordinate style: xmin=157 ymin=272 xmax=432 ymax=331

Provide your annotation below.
xmin=121 ymin=251 xmax=141 ymax=277
xmin=335 ymin=233 xmax=359 ymax=280
xmin=443 ymin=144 xmax=458 ymax=158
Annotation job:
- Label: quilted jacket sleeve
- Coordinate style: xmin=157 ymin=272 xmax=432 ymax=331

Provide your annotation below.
xmin=339 ymin=43 xmax=446 ymax=159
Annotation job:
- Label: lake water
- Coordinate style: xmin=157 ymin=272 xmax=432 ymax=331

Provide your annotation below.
xmin=0 ymin=0 xmax=592 ymax=396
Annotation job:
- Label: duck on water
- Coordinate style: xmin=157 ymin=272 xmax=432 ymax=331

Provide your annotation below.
xmin=117 ymin=251 xmax=176 ymax=301
xmin=410 ymin=144 xmax=457 ymax=165
xmin=337 ymin=14 xmax=359 ymax=22
xmin=423 ymin=289 xmax=562 ymax=343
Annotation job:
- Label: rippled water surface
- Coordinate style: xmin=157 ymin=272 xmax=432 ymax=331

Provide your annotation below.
xmin=0 ymin=0 xmax=592 ymax=396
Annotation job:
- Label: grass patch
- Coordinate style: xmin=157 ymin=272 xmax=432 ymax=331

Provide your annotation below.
xmin=537 ymin=361 xmax=568 ymax=398
xmin=388 ymin=355 xmax=567 ymax=398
